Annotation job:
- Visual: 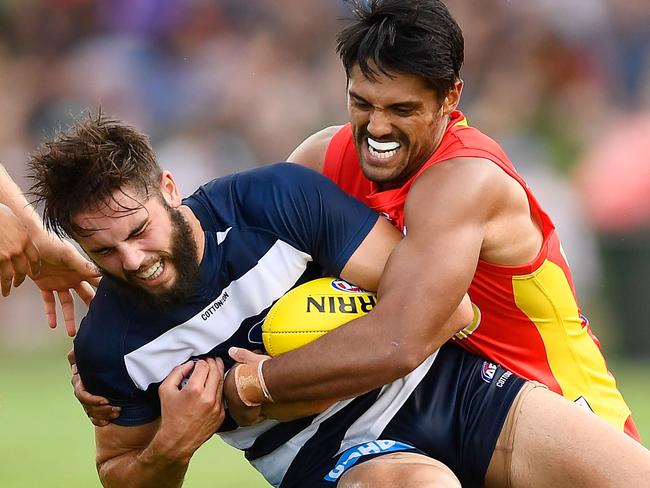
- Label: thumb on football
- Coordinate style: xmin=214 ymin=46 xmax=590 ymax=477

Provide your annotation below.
xmin=229 ymin=347 xmax=269 ymax=364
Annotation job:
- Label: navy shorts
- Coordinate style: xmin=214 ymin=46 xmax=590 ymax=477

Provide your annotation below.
xmin=280 ymin=343 xmax=525 ymax=488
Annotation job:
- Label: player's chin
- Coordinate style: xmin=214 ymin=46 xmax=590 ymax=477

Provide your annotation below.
xmin=359 ymin=160 xmax=402 ymax=185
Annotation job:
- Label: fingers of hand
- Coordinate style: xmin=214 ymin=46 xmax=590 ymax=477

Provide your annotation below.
xmin=204 ymin=358 xmax=225 ymax=400
xmin=40 ymin=290 xmax=58 ymax=329
xmin=56 ymin=289 xmax=77 ymax=337
xmin=72 ymin=371 xmax=110 ymax=406
xmin=0 ymin=260 xmax=14 ymax=296
xmin=89 ymin=417 xmax=111 ymax=427
xmin=10 ymin=254 xmax=29 ymax=288
xmin=162 ymin=361 xmax=197 ymax=390
xmin=75 ymin=281 xmax=96 ymax=306
xmin=25 ymin=240 xmax=41 ymax=277
xmin=84 ymin=404 xmax=120 ymax=423
xmin=88 ymin=275 xmax=102 ymax=287
xmin=231 ymin=403 xmax=265 ymax=427
xmin=185 ymin=359 xmax=210 ymax=389
xmin=70 ymin=358 xmax=120 ymax=423
xmin=64 ymin=244 xmax=99 ymax=279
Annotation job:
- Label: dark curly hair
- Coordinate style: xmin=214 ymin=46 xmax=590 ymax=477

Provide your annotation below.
xmin=337 ymin=0 xmax=464 ymax=100
xmin=28 ymin=111 xmax=163 ymax=238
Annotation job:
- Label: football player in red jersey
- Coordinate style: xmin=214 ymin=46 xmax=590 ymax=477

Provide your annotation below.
xmin=281 ymin=0 xmax=640 ymax=441
xmin=60 ymin=114 xmax=650 ymax=488
xmin=233 ymin=0 xmax=647 ymax=484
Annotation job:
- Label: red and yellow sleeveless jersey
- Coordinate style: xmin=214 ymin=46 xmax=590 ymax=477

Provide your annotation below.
xmin=323 ymin=111 xmax=639 ymax=440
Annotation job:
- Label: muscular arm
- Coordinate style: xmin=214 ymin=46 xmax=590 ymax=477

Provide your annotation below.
xmin=95 ymin=421 xmax=185 ymax=488
xmin=95 ymin=359 xmax=225 ymax=488
xmin=261 ymin=158 xmax=496 ymax=403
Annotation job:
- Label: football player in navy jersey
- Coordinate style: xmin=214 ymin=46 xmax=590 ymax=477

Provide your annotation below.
xmin=30 ymin=113 xmax=650 ymax=488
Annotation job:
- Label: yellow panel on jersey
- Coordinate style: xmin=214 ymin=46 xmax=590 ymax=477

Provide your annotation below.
xmin=512 ymin=260 xmax=631 ymax=430
xmin=452 ymin=116 xmax=468 ymax=128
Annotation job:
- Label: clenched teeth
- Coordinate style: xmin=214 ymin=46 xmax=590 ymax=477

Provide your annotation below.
xmin=369 ymin=145 xmax=397 ymax=159
xmin=136 ymin=259 xmax=163 ymax=280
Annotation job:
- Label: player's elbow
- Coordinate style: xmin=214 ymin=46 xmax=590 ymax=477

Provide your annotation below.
xmin=450 ymin=295 xmax=474 ymax=333
xmin=96 ymin=459 xmax=114 ymax=488
xmin=378 ymin=339 xmax=437 ymax=380
xmin=95 ymin=451 xmax=129 ymax=488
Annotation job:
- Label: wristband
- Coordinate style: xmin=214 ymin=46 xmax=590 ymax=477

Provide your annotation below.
xmin=257 ymin=358 xmax=274 ymax=403
xmin=233 ymin=363 xmax=263 ymax=407
xmin=233 ymin=360 xmax=274 ymax=407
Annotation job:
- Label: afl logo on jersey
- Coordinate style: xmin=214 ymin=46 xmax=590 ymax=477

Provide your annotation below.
xmin=481 ymin=361 xmax=498 ymax=383
xmin=330 ymin=278 xmax=368 ymax=294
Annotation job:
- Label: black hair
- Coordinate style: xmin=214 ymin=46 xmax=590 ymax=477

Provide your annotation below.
xmin=337 ymin=0 xmax=464 ymax=99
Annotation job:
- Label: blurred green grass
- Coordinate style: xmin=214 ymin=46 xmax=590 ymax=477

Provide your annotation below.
xmin=0 ymin=346 xmax=647 ymax=487
xmin=0 ymin=346 xmax=267 ymax=488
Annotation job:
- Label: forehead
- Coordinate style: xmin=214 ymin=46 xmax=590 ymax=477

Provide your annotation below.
xmin=348 ymin=63 xmax=436 ymax=103
xmin=73 ymin=188 xmax=153 ymax=234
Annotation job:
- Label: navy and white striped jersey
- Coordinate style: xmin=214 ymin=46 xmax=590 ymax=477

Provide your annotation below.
xmin=75 ymin=163 xmax=524 ymax=488
xmin=74 ymin=163 xmax=378 ymax=474
xmin=75 ymin=162 xmax=377 ymax=414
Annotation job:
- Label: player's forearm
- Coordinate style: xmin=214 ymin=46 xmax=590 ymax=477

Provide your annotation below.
xmin=264 ymin=299 xmax=463 ymax=403
xmin=0 ymin=164 xmax=45 ymax=234
xmin=97 ymin=436 xmax=191 ymax=488
xmin=262 ymin=399 xmax=337 ymax=421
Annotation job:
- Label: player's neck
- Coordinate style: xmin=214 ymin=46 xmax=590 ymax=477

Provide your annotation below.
xmin=179 ymin=204 xmax=206 ymax=263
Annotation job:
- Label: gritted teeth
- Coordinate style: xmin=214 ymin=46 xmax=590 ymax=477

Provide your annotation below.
xmin=136 ymin=259 xmax=164 ymax=280
xmin=367 ymin=137 xmax=400 ymax=151
xmin=368 ymin=146 xmax=398 ymax=159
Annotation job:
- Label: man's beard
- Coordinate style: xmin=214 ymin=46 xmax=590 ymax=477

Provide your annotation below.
xmin=109 ymin=205 xmax=201 ymax=310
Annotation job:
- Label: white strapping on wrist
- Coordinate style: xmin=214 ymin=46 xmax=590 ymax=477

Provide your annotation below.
xmin=257 ymin=358 xmax=274 ymax=403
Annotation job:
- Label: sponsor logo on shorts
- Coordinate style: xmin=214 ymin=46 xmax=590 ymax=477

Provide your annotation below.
xmin=481 ymin=361 xmax=498 ymax=383
xmin=330 ymin=278 xmax=369 ymax=294
xmin=324 ymin=440 xmax=415 ymax=482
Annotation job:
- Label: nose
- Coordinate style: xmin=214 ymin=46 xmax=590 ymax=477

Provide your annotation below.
xmin=119 ymin=245 xmax=146 ymax=272
xmin=367 ymin=109 xmax=392 ymax=139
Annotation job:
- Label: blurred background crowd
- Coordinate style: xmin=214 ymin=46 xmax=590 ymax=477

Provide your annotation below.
xmin=1 ymin=0 xmax=649 ymax=358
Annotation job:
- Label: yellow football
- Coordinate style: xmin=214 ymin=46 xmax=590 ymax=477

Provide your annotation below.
xmin=262 ymin=277 xmax=377 ymax=356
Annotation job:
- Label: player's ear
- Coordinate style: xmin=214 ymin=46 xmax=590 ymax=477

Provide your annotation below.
xmin=442 ymin=79 xmax=463 ymax=115
xmin=160 ymin=171 xmax=182 ymax=207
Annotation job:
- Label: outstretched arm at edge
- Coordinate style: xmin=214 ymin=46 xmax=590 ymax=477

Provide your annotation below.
xmin=0 ymin=164 xmax=101 ymax=334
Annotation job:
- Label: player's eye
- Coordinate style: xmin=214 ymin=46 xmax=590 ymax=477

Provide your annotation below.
xmin=94 ymin=248 xmax=113 ymax=256
xmin=352 ymin=98 xmax=371 ymax=110
xmin=130 ymin=224 xmax=148 ymax=239
xmin=392 ymin=107 xmax=415 ymax=117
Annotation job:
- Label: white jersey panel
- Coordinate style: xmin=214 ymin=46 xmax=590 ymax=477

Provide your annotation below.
xmin=125 ymin=240 xmax=312 ymax=390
